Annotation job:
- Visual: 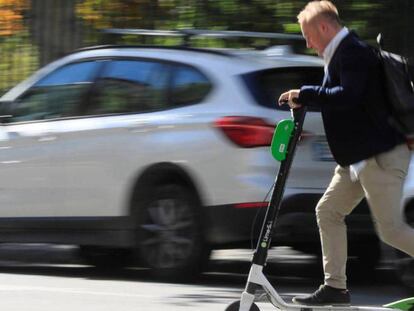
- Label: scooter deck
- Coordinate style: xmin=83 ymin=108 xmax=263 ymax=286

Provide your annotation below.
xmin=384 ymin=297 xmax=414 ymax=311
xmin=240 ymin=263 xmax=411 ymax=311
xmin=274 ymin=304 xmax=408 ymax=311
xmin=283 ymin=299 xmax=414 ymax=311
xmin=271 ymin=300 xmax=413 ymax=311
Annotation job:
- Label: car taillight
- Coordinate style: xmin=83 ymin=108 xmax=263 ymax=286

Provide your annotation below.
xmin=214 ymin=116 xmax=275 ymax=148
xmin=299 ymin=130 xmax=314 ymax=143
xmin=233 ymin=202 xmax=269 ymax=209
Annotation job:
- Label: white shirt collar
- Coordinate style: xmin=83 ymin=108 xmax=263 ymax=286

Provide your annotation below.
xmin=323 ymin=27 xmax=349 ymax=66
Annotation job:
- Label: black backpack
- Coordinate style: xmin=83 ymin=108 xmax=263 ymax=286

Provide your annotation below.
xmin=374 ymin=34 xmax=414 ymax=141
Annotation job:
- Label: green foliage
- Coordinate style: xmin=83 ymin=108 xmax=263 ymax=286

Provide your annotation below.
xmin=0 ymin=0 xmax=412 ymax=96
xmin=0 ymin=32 xmax=38 ymax=95
xmin=73 ymin=0 xmax=413 ymax=55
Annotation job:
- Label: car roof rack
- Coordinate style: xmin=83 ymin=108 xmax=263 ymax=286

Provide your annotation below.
xmin=74 ymin=44 xmax=239 ymax=58
xmin=101 ymin=28 xmax=303 ymax=47
xmin=72 ymin=29 xmax=305 ymax=58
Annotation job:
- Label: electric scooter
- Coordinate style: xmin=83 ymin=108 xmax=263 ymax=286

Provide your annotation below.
xmin=225 ymin=105 xmax=414 ymax=311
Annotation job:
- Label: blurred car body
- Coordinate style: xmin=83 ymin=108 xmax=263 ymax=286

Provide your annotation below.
xmin=0 ymin=44 xmax=384 ymax=279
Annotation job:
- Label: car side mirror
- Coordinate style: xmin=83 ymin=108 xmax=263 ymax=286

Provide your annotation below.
xmin=0 ymin=115 xmax=12 ymax=123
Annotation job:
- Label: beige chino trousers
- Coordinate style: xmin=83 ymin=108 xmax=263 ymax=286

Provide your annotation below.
xmin=316 ymin=143 xmax=413 ymax=289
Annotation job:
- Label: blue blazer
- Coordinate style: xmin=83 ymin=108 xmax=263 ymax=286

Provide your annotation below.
xmin=298 ymin=32 xmax=405 ymax=166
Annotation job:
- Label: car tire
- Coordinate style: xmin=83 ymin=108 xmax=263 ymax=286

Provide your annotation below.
xmin=347 ymin=241 xmax=381 ymax=278
xmin=394 ymin=201 xmax=414 ymax=289
xmin=394 ymin=250 xmax=414 ymax=289
xmin=310 ymin=241 xmax=381 ymax=278
xmin=134 ymin=183 xmax=210 ymax=281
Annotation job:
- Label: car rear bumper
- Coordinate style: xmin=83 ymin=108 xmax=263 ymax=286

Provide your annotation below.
xmin=204 ymin=201 xmax=377 ymax=249
xmin=204 ymin=203 xmax=321 ymax=248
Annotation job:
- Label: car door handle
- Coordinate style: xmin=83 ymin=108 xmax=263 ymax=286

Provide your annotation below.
xmin=128 ymin=123 xmax=153 ymax=133
xmin=7 ymin=131 xmax=21 ymax=139
xmin=38 ymin=135 xmax=57 ymax=142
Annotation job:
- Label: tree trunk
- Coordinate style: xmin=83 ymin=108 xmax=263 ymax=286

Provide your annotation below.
xmin=29 ymin=0 xmax=83 ymax=66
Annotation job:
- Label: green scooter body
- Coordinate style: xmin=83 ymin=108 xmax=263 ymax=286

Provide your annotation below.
xmin=270 ymin=119 xmax=295 ymax=162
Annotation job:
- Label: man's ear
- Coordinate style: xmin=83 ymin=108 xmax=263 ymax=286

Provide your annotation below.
xmin=319 ymin=21 xmax=328 ymax=34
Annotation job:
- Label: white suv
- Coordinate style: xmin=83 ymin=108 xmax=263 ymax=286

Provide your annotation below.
xmin=0 ymin=44 xmax=380 ymax=280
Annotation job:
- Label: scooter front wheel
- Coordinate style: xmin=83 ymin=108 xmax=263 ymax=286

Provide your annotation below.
xmin=225 ymin=301 xmax=260 ymax=311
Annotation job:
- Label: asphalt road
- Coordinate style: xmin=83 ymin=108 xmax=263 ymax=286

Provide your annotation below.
xmin=0 ymin=245 xmax=410 ymax=311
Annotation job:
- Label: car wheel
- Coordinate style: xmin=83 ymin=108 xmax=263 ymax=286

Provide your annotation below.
xmin=394 ymin=202 xmax=414 ymax=289
xmin=308 ymin=240 xmax=380 ymax=279
xmin=134 ymin=183 xmax=210 ymax=281
xmin=347 ymin=241 xmax=381 ymax=278
xmin=394 ymin=250 xmax=414 ymax=289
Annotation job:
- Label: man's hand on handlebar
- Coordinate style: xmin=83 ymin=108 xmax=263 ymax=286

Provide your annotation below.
xmin=278 ymin=89 xmax=302 ymax=109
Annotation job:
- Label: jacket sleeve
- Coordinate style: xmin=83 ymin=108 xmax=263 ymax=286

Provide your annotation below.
xmin=298 ymin=46 xmax=375 ymax=110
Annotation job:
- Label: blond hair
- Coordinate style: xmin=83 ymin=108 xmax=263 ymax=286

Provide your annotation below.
xmin=297 ymin=1 xmax=341 ymax=25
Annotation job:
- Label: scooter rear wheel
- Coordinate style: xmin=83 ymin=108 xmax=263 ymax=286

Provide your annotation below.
xmin=225 ymin=301 xmax=260 ymax=311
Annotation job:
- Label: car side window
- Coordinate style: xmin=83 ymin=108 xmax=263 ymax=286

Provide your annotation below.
xmin=6 ymin=61 xmax=100 ymax=123
xmin=86 ymin=60 xmax=169 ymax=115
xmin=170 ymin=66 xmax=212 ymax=106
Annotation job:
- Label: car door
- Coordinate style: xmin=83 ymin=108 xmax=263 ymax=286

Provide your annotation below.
xmin=0 ymin=61 xmax=101 ymax=217
xmin=54 ymin=58 xmax=171 ymax=217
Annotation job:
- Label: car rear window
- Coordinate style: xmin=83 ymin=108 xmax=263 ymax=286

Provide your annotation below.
xmin=242 ymin=66 xmax=324 ymax=112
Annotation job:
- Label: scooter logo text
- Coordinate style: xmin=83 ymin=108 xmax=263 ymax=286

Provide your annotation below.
xmin=260 ymin=221 xmax=273 ymax=248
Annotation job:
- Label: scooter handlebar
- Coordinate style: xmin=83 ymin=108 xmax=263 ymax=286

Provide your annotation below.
xmin=291 ymin=106 xmax=307 ymax=123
